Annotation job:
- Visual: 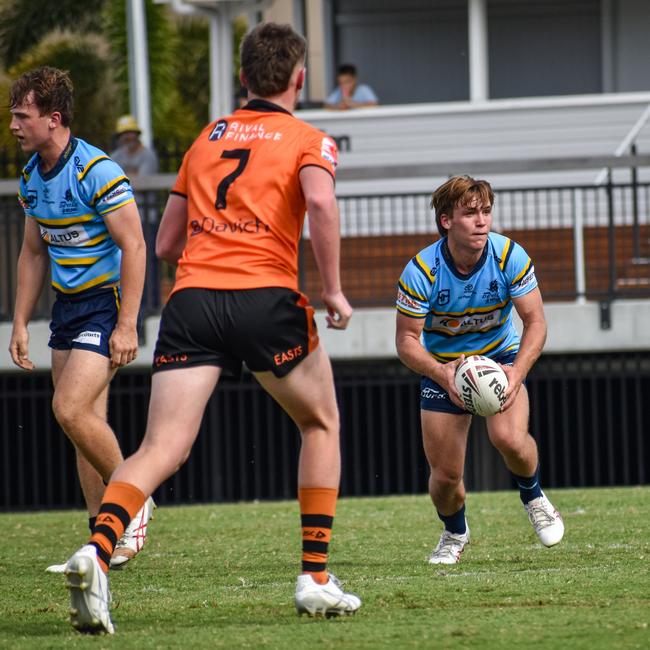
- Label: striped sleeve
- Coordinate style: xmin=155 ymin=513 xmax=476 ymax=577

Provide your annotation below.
xmin=79 ymin=157 xmax=135 ymax=215
xmin=505 ymin=241 xmax=538 ymax=297
xmin=396 ymin=253 xmax=434 ymax=318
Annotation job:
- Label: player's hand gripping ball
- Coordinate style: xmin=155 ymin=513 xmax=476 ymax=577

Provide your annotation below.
xmin=454 ymin=355 xmax=509 ymax=416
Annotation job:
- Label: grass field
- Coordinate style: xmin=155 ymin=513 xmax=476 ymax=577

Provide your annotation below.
xmin=1 ymin=487 xmax=648 ymax=649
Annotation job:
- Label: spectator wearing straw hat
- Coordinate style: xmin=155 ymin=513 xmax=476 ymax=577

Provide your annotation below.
xmin=110 ymin=114 xmax=158 ymax=176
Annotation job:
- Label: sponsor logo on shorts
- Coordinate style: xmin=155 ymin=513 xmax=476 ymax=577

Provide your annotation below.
xmin=154 ymin=353 xmax=188 ymax=367
xmin=274 ymin=345 xmax=303 ymax=366
xmin=421 ymin=386 xmax=447 ymax=400
xmin=72 ymin=331 xmax=102 ymax=346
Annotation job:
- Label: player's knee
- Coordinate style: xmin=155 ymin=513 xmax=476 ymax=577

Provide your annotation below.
xmin=491 ymin=428 xmax=529 ymax=456
xmin=431 ymin=467 xmax=463 ymax=491
xmin=52 ymin=395 xmax=82 ymax=433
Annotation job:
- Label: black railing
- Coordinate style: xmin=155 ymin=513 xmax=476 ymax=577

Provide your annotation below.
xmin=1 ymin=353 xmax=648 ymax=510
xmin=1 ymin=179 xmax=649 ymax=321
xmin=0 ymin=141 xmax=191 ymax=179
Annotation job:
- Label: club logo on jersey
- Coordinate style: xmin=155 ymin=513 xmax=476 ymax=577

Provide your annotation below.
xmin=482 ymin=279 xmax=501 ymax=303
xmin=209 ymin=119 xmax=228 ymax=141
xmin=321 ymin=137 xmax=338 ymax=168
xmin=19 ymin=190 xmax=38 ymax=209
xmin=59 ymin=188 xmax=78 ymax=214
xmin=436 ymin=289 xmax=450 ymax=305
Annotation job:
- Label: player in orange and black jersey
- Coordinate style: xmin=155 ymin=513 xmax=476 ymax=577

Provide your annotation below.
xmin=62 ymin=23 xmax=361 ymax=635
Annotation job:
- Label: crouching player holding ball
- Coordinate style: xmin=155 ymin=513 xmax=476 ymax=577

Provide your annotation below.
xmin=395 ymin=175 xmax=564 ymax=564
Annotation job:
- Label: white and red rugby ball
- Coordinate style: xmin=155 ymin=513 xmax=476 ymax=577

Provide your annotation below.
xmin=454 ymin=355 xmax=509 ymax=416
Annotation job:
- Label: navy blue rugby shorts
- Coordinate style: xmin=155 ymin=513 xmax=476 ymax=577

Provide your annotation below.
xmin=420 ymin=351 xmax=518 ymax=415
xmin=49 ymin=286 xmax=121 ymax=358
xmin=152 ymin=287 xmax=320 ymax=378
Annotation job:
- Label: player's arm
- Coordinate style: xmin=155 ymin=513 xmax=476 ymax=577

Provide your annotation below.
xmin=104 ymin=202 xmax=146 ymax=368
xmin=503 ymin=287 xmax=547 ymax=408
xmin=9 ymin=217 xmax=49 ymax=370
xmin=395 ymin=312 xmax=463 ymax=408
xmin=156 ymin=193 xmax=187 ymax=265
xmin=299 ymin=165 xmax=352 ymax=330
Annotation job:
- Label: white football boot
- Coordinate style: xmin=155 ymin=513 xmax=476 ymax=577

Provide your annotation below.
xmin=65 ymin=544 xmax=114 ymax=635
xmin=110 ymin=497 xmax=156 ymax=569
xmin=45 ymin=561 xmax=68 ymax=574
xmin=428 ymin=522 xmax=470 ymax=564
xmin=525 ymin=493 xmax=564 ymax=547
xmin=295 ymin=573 xmax=362 ymax=618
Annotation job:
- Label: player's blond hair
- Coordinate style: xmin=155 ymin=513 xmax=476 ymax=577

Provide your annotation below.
xmin=240 ymin=23 xmax=306 ymax=98
xmin=430 ymin=175 xmax=494 ymax=237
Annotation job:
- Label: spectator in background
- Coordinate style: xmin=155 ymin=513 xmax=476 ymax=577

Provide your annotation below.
xmin=111 ymin=115 xmax=160 ymax=308
xmin=324 ymin=63 xmax=378 ymax=110
xmin=110 ymin=114 xmax=158 ymax=176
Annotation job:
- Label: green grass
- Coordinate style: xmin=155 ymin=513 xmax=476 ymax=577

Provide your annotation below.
xmin=1 ymin=487 xmax=649 ymax=649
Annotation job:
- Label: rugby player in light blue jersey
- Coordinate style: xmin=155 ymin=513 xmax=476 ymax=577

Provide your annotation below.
xmin=396 ymin=175 xmax=564 ymax=565
xmin=8 ymin=68 xmax=154 ymax=582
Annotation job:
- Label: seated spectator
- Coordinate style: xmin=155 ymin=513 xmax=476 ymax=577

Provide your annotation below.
xmin=110 ymin=114 xmax=159 ymax=176
xmin=324 ymin=63 xmax=378 ymax=110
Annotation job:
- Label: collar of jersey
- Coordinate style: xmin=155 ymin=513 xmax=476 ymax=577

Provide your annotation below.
xmin=241 ymin=99 xmax=291 ymax=115
xmin=441 ymin=237 xmax=489 ymax=280
xmin=39 ymin=136 xmax=78 ymax=182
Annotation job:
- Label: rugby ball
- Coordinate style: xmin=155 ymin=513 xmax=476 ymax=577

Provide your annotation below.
xmin=454 ymin=355 xmax=508 ymax=416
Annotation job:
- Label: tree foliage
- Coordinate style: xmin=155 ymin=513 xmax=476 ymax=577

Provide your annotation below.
xmin=0 ymin=0 xmax=105 ymax=69
xmin=0 ymin=0 xmax=248 ymax=170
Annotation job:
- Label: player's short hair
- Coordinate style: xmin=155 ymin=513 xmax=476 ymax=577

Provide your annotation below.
xmin=430 ymin=175 xmax=495 ymax=237
xmin=337 ymin=64 xmax=358 ymax=77
xmin=240 ymin=23 xmax=306 ymax=97
xmin=10 ymin=66 xmax=74 ymax=127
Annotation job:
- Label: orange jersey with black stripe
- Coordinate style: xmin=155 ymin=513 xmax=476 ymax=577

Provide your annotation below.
xmin=171 ymin=100 xmax=338 ymax=292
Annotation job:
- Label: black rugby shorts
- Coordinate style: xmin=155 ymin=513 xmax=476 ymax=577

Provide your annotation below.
xmin=152 ymin=287 xmax=319 ymax=378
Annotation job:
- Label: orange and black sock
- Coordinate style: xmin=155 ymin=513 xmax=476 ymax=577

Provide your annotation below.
xmin=89 ymin=481 xmax=146 ymax=573
xmin=299 ymin=487 xmax=337 ymax=585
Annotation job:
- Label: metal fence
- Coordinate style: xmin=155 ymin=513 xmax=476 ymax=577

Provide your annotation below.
xmin=1 ymin=353 xmax=647 ymax=510
xmin=1 ymin=178 xmax=649 ymax=321
xmin=0 ymin=141 xmax=193 ymax=181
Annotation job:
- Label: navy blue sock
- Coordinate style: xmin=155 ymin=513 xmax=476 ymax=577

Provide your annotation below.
xmin=437 ymin=504 xmax=466 ymax=535
xmin=513 ymin=466 xmax=543 ymax=504
xmin=88 ymin=516 xmax=97 ymax=534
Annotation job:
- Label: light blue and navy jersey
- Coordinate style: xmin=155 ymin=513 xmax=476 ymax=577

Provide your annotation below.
xmin=17 ymin=137 xmax=135 ymax=294
xmin=396 ymin=232 xmax=537 ymax=362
